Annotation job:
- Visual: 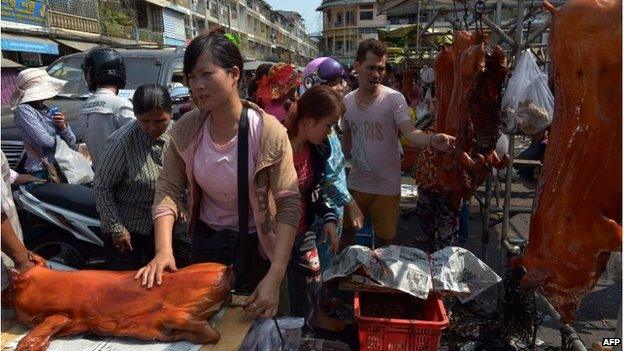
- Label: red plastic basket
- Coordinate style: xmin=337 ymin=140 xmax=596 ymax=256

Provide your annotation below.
xmin=354 ymin=291 xmax=449 ymax=351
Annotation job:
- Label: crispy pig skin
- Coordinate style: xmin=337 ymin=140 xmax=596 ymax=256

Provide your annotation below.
xmin=509 ymin=0 xmax=622 ymax=323
xmin=432 ymin=31 xmax=508 ymax=207
xmin=8 ymin=254 xmax=232 ymax=351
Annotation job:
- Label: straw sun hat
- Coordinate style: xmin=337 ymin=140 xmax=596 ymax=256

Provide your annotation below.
xmin=10 ymin=68 xmax=67 ymax=109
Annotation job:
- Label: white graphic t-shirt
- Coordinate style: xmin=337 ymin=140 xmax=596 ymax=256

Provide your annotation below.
xmin=341 ymin=86 xmax=411 ymax=196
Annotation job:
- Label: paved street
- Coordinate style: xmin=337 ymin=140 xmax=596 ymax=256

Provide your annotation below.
xmin=395 ymin=177 xmax=621 ymax=349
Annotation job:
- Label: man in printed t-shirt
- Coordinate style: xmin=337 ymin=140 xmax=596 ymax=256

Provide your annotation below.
xmin=340 ymin=38 xmax=455 ymax=248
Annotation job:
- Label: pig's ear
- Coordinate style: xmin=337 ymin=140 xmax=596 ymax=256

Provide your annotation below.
xmin=7 ymin=267 xmax=26 ymax=289
xmin=27 ymin=252 xmax=46 ymax=267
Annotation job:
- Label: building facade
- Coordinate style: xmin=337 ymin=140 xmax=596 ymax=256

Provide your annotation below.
xmin=1 ymin=0 xmax=318 ymax=70
xmin=205 ymin=0 xmax=319 ymax=64
xmin=316 ymin=0 xmax=387 ymax=66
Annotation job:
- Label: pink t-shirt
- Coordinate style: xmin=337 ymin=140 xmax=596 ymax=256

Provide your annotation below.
xmin=341 ymin=86 xmax=411 ymax=196
xmin=194 ymin=109 xmax=262 ymax=233
xmin=264 ymin=100 xmax=287 ymax=123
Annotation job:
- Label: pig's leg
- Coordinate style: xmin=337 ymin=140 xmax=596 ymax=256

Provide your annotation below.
xmin=16 ymin=314 xmax=71 ymax=351
xmin=161 ymin=314 xmax=221 ymax=344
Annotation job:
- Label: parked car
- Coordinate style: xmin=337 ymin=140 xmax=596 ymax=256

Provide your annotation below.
xmin=1 ymin=48 xmax=186 ymax=168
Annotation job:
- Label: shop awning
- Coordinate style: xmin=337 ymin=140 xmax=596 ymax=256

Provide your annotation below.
xmin=1 ymin=57 xmax=23 ymax=68
xmin=55 ymin=39 xmax=99 ymax=52
xmin=1 ymin=33 xmax=59 ymax=55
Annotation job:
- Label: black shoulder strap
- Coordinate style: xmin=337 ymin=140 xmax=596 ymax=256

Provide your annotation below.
xmin=235 ymin=107 xmax=251 ymax=293
xmin=237 ymin=107 xmax=249 ymax=235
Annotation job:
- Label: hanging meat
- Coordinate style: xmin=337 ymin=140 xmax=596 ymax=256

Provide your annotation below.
xmin=456 ymin=42 xmax=508 ymax=192
xmin=429 ymin=31 xmax=508 ymax=207
xmin=8 ymin=254 xmax=232 ymax=351
xmin=509 ymin=0 xmax=622 ymax=323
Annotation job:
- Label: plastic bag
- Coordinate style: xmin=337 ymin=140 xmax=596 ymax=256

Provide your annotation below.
xmin=240 ymin=317 xmax=304 ymax=351
xmin=501 ymin=50 xmax=554 ymax=135
xmin=54 ymin=136 xmax=94 ymax=184
xmin=495 ymin=134 xmax=509 ymax=161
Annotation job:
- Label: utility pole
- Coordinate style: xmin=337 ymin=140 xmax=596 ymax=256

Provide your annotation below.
xmin=189 ymin=0 xmax=194 ymax=39
xmin=227 ymin=0 xmax=231 ymax=30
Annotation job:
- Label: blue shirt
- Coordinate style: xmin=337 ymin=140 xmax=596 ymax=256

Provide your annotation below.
xmin=321 ymin=130 xmax=352 ymax=208
xmin=13 ymin=103 xmax=77 ymax=173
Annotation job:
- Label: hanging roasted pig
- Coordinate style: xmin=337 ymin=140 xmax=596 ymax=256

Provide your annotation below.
xmin=8 ymin=253 xmax=232 ymax=351
xmin=456 ymin=41 xmax=508 ymax=193
xmin=430 ymin=31 xmax=508 ymax=207
xmin=509 ymin=0 xmax=622 ymax=323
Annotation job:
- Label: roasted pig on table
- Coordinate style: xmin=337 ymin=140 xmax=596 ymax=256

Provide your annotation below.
xmin=8 ymin=253 xmax=231 ymax=351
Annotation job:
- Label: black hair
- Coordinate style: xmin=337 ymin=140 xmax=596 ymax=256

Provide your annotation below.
xmin=132 ymin=84 xmax=172 ymax=116
xmin=184 ymin=28 xmax=244 ymax=87
xmin=247 ymin=63 xmax=273 ymax=101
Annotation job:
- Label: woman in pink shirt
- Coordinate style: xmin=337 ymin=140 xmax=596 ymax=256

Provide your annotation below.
xmin=136 ymin=29 xmax=301 ymax=319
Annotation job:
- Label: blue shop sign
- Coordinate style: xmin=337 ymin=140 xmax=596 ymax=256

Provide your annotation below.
xmin=1 ymin=37 xmax=59 ymax=54
xmin=1 ymin=0 xmax=47 ymax=26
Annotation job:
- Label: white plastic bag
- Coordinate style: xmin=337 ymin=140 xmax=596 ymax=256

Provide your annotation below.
xmin=54 ymin=136 xmax=94 ymax=184
xmin=240 ymin=317 xmax=304 ymax=351
xmin=501 ymin=50 xmax=554 ymax=135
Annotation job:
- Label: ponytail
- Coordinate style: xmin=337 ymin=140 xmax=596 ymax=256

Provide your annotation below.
xmin=284 ymin=99 xmax=299 ymax=137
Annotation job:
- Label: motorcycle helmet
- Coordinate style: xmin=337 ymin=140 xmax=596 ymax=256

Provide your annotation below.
xmin=301 ymin=57 xmax=346 ymax=93
xmin=82 ymin=47 xmax=126 ymax=92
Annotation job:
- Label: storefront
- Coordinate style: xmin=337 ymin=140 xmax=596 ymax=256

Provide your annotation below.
xmin=163 ymin=8 xmax=187 ymax=46
xmin=1 ymin=0 xmax=60 ymax=67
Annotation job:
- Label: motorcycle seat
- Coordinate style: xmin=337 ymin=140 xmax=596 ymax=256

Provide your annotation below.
xmin=28 ymin=184 xmax=99 ymax=219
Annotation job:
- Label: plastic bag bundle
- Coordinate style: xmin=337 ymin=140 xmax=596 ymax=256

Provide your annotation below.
xmin=240 ymin=317 xmax=304 ymax=351
xmin=54 ymin=136 xmax=94 ymax=184
xmin=501 ymin=50 xmax=554 ymax=135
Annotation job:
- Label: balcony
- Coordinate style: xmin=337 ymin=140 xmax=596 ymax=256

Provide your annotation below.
xmin=331 ymin=20 xmax=356 ymax=28
xmin=101 ymin=21 xmax=134 ymax=40
xmin=48 ymin=11 xmax=100 ymax=33
xmin=138 ymin=28 xmax=164 ymax=44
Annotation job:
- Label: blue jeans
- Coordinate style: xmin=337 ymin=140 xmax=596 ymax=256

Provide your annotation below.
xmin=25 ymin=169 xmax=49 ymax=191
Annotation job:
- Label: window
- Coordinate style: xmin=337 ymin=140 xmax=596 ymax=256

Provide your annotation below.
xmin=47 ymin=57 xmax=160 ymax=98
xmin=358 ymin=27 xmax=377 ymax=34
xmin=136 ymin=2 xmax=148 ymax=28
xmin=151 ymin=6 xmax=164 ymax=32
xmin=336 ymin=12 xmax=343 ymax=24
xmin=346 ymin=41 xmax=354 ymax=52
xmin=360 ymin=11 xmax=373 ymax=20
xmin=167 ymin=58 xmax=185 ymax=86
xmin=231 ymin=3 xmax=238 ymax=20
xmin=345 ymin=11 xmax=355 ymax=24
xmin=210 ymin=0 xmax=218 ymax=18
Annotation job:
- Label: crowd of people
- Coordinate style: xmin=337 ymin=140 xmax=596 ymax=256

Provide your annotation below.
xmin=1 ymin=28 xmax=454 ymax=336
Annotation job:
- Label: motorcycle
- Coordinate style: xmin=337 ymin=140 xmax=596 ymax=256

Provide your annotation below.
xmin=169 ymin=85 xmax=192 ymax=120
xmin=16 ymin=183 xmax=106 ymax=269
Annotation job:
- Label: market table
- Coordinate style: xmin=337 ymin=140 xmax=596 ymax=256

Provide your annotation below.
xmin=1 ymin=295 xmax=254 ymax=351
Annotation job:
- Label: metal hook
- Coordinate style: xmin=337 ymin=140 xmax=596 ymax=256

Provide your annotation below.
xmin=474 ymin=0 xmax=486 ymax=34
xmin=452 ymin=18 xmax=463 ymax=31
xmin=474 ymin=0 xmax=486 ymax=16
xmin=462 ymin=0 xmax=469 ymax=30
